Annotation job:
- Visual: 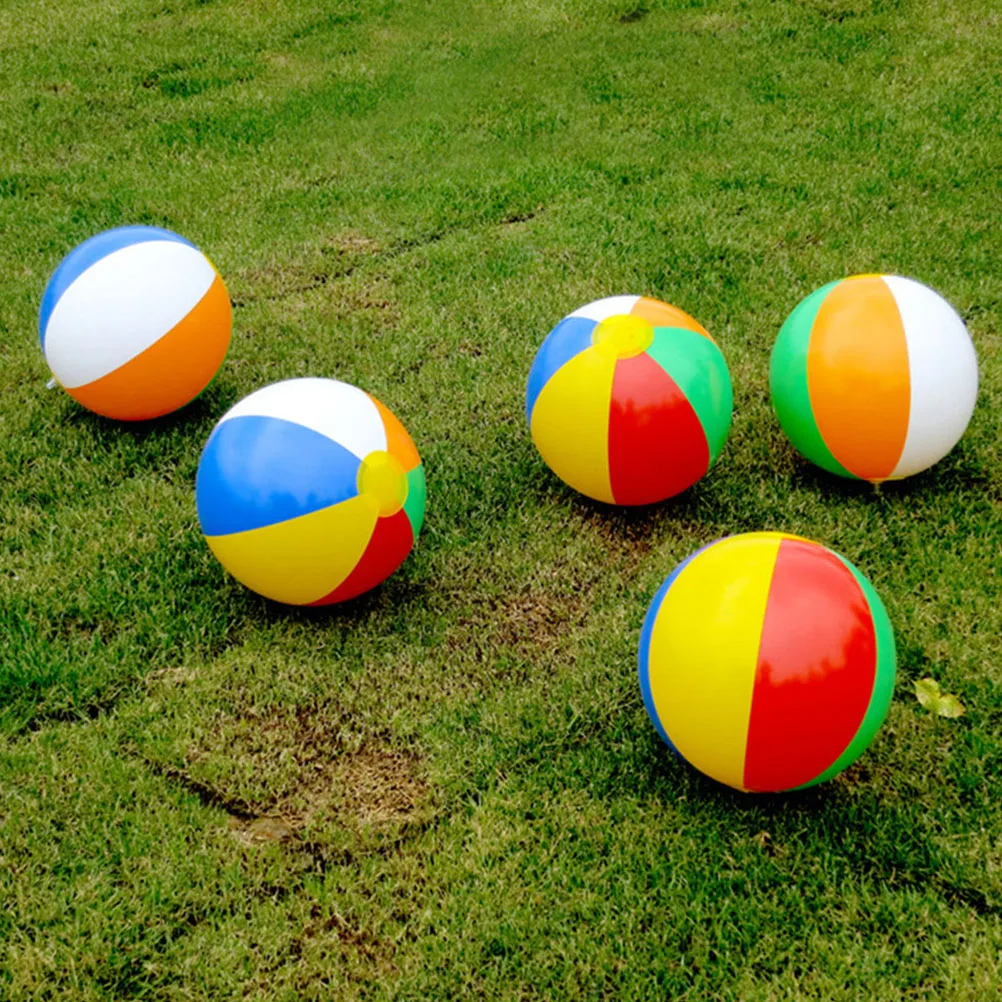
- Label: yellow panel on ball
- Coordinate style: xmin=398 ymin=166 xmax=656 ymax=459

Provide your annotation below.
xmin=529 ymin=346 xmax=617 ymax=504
xmin=646 ymin=534 xmax=784 ymax=791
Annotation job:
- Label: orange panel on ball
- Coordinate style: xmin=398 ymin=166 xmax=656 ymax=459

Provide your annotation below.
xmin=370 ymin=395 xmax=422 ymax=472
xmin=67 ymin=274 xmax=232 ymax=421
xmin=806 ymin=277 xmax=910 ymax=481
xmin=632 ymin=297 xmax=711 ymax=339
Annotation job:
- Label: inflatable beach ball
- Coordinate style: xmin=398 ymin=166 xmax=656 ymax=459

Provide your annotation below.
xmin=40 ymin=225 xmax=231 ymax=421
xmin=196 ymin=378 xmax=425 ymax=605
xmin=771 ymin=275 xmax=978 ymax=482
xmin=526 ymin=296 xmax=732 ymax=505
xmin=639 ymin=532 xmax=896 ymax=793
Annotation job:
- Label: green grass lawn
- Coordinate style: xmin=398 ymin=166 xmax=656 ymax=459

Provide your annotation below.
xmin=3 ymin=0 xmax=1002 ymax=997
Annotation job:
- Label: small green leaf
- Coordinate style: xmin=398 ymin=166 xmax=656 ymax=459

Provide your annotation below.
xmin=914 ymin=677 xmax=942 ymax=709
xmin=936 ymin=694 xmax=966 ymax=719
xmin=915 ymin=678 xmax=966 ymax=719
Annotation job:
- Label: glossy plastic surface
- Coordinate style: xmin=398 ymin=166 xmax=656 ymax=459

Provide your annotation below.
xmin=197 ymin=378 xmax=424 ymax=605
xmin=639 ymin=532 xmax=896 ymax=792
xmin=41 ymin=226 xmax=231 ymax=421
xmin=527 ymin=295 xmax=732 ymax=504
xmin=771 ymin=274 xmax=977 ymax=482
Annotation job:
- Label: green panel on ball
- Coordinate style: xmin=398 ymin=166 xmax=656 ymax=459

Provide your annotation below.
xmin=770 ymin=281 xmax=855 ymax=479
xmin=796 ymin=555 xmax=897 ymax=790
xmin=403 ymin=464 xmax=426 ymax=539
xmin=645 ymin=326 xmax=733 ymax=466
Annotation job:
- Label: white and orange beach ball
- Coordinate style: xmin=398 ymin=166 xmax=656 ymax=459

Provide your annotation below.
xmin=39 ymin=225 xmax=232 ymax=421
xmin=770 ymin=275 xmax=978 ymax=482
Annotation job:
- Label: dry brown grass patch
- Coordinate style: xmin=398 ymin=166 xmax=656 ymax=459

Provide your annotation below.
xmin=448 ymin=586 xmax=587 ymax=664
xmin=335 ymin=747 xmax=428 ymax=825
xmin=224 ymin=743 xmax=428 ymax=846
xmin=230 ymin=230 xmax=383 ymax=304
xmin=577 ymin=509 xmax=658 ymax=573
xmin=317 ymin=278 xmax=401 ymax=327
xmin=152 ymin=702 xmax=432 ymax=844
xmin=323 ymin=232 xmax=382 ymax=256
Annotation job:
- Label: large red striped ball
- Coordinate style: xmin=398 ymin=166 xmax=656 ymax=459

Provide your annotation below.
xmin=639 ymin=532 xmax=896 ymax=793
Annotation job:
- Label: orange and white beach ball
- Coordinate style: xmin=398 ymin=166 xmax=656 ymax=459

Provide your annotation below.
xmin=770 ymin=275 xmax=978 ymax=482
xmin=39 ymin=225 xmax=232 ymax=421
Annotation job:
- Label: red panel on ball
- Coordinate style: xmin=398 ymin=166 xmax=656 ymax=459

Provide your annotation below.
xmin=607 ymin=353 xmax=709 ymax=505
xmin=743 ymin=538 xmax=876 ymax=792
xmin=308 ymin=509 xmax=414 ymax=606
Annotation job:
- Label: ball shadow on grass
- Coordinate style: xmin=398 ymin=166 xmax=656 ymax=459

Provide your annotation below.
xmin=59 ymin=381 xmax=238 ymax=441
xmin=619 ymin=722 xmax=930 ymax=866
xmin=521 ymin=459 xmax=740 ymax=538
xmin=786 ymin=441 xmax=992 ymax=502
xmin=248 ymin=568 xmax=434 ymax=630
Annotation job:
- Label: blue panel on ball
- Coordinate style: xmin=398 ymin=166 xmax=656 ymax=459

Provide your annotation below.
xmin=638 ymin=574 xmax=677 ymax=752
xmin=524 ymin=315 xmax=597 ymax=424
xmin=196 ymin=416 xmax=361 ymax=536
xmin=39 ymin=225 xmax=196 ymax=349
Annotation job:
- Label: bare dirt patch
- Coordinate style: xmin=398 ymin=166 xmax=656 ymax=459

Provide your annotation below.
xmin=228 ymin=815 xmax=297 ymax=845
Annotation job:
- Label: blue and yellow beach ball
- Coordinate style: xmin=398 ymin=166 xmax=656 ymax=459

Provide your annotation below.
xmin=639 ymin=532 xmax=896 ymax=793
xmin=196 ymin=378 xmax=425 ymax=605
xmin=40 ymin=225 xmax=231 ymax=420
xmin=526 ymin=296 xmax=732 ymax=505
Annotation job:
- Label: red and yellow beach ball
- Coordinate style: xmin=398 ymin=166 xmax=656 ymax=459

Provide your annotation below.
xmin=770 ymin=275 xmax=978 ymax=482
xmin=526 ymin=296 xmax=732 ymax=505
xmin=638 ymin=533 xmax=896 ymax=793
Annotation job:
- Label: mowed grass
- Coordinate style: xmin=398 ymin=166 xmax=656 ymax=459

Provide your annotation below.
xmin=2 ymin=0 xmax=1002 ymax=997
